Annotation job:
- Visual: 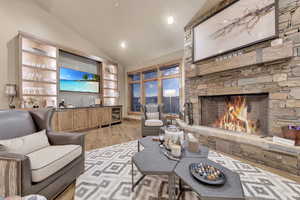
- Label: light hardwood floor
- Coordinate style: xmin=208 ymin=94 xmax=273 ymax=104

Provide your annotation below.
xmin=55 ymin=119 xmax=300 ymax=200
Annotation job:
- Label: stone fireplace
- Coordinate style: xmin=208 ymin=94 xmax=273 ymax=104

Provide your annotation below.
xmin=200 ymin=94 xmax=269 ymax=136
xmin=179 ymin=0 xmax=300 ymax=175
xmin=183 ymin=0 xmax=300 ymax=138
xmin=184 ymin=59 xmax=300 ymax=137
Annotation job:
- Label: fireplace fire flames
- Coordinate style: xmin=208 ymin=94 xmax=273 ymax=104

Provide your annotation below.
xmin=213 ymin=96 xmax=260 ymax=134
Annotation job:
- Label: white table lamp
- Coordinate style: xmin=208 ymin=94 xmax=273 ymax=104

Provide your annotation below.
xmin=5 ymin=84 xmax=17 ymax=109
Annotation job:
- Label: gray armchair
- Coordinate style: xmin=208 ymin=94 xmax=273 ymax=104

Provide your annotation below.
xmin=0 ymin=109 xmax=85 ymax=200
xmin=141 ymin=104 xmax=166 ymax=137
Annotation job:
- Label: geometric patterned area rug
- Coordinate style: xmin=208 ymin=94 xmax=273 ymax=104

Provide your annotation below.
xmin=75 ymin=141 xmax=300 ymax=200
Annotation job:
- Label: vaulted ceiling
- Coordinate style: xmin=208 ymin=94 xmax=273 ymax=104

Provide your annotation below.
xmin=33 ymin=0 xmax=212 ymax=67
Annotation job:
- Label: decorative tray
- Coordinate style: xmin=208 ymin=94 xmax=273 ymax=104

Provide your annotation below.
xmin=189 ymin=163 xmax=226 ymax=186
xmin=159 ymin=145 xmax=181 ymax=161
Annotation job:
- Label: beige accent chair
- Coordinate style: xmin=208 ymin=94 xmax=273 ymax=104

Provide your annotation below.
xmin=141 ymin=104 xmax=166 ymax=137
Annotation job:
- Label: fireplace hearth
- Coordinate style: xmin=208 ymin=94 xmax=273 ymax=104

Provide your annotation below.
xmin=200 ymin=94 xmax=268 ymax=136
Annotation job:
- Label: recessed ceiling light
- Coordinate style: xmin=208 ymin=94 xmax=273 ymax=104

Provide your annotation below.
xmin=114 ymin=0 xmax=120 ymax=7
xmin=120 ymin=41 xmax=127 ymax=49
xmin=167 ymin=16 xmax=174 ymax=25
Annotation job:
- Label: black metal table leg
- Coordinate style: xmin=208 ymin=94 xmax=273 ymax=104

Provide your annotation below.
xmin=176 ymin=178 xmax=193 ymax=200
xmin=131 ymin=159 xmax=134 ymax=192
xmin=131 ymin=158 xmax=146 ymax=192
xmin=168 ymin=174 xmax=176 ymax=200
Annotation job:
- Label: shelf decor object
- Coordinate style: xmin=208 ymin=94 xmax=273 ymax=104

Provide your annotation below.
xmin=102 ymin=63 xmax=119 ymax=106
xmin=19 ymin=34 xmax=58 ymax=108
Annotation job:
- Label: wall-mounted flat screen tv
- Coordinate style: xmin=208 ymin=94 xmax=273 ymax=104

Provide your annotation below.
xmin=60 ymin=67 xmax=100 ymax=93
xmin=193 ymin=0 xmax=277 ymax=63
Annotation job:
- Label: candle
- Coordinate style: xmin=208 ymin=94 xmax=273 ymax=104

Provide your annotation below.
xmin=171 ymin=144 xmax=181 ymax=157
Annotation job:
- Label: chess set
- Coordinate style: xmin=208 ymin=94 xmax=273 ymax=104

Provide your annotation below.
xmin=189 ymin=163 xmax=226 ymax=185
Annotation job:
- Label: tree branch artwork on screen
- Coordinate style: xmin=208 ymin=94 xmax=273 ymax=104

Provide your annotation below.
xmin=211 ymin=3 xmax=275 ymax=39
xmin=193 ymin=0 xmax=277 ymax=63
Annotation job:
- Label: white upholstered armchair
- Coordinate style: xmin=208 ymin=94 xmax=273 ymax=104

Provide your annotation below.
xmin=141 ymin=104 xmax=166 ymax=137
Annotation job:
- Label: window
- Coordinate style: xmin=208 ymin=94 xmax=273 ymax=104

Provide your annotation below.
xmin=128 ymin=61 xmax=181 ymax=114
xmin=162 ymin=78 xmax=180 ymax=114
xmin=145 ymin=81 xmax=158 ymax=104
xmin=144 ymin=70 xmax=157 ymax=80
xmin=129 ymin=74 xmax=140 ymax=81
xmin=161 ymin=65 xmax=179 ymax=76
xmin=130 ymin=83 xmax=141 ymax=112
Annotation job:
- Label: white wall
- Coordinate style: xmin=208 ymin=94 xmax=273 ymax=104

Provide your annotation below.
xmin=126 ymin=50 xmax=184 ymax=72
xmin=124 ymin=49 xmax=184 ymax=117
xmin=0 ymin=0 xmax=122 ymax=109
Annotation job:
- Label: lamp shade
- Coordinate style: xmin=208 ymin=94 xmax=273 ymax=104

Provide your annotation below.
xmin=5 ymin=84 xmax=16 ymax=96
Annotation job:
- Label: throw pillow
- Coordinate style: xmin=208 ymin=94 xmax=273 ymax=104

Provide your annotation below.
xmin=0 ymin=144 xmax=6 ymax=152
xmin=145 ymin=104 xmax=159 ymax=113
xmin=146 ymin=112 xmax=159 ymax=120
xmin=0 ymin=130 xmax=50 ymax=155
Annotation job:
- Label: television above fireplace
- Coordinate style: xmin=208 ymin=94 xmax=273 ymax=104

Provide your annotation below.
xmin=193 ymin=0 xmax=278 ymax=63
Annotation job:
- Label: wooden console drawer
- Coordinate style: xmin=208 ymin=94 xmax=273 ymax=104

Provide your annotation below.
xmin=57 ymin=110 xmax=74 ymax=132
xmin=73 ymin=109 xmax=89 ymax=131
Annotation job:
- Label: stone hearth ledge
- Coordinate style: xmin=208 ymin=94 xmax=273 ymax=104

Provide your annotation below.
xmin=176 ymin=119 xmax=300 ymax=156
xmin=177 ymin=120 xmax=300 ymax=175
